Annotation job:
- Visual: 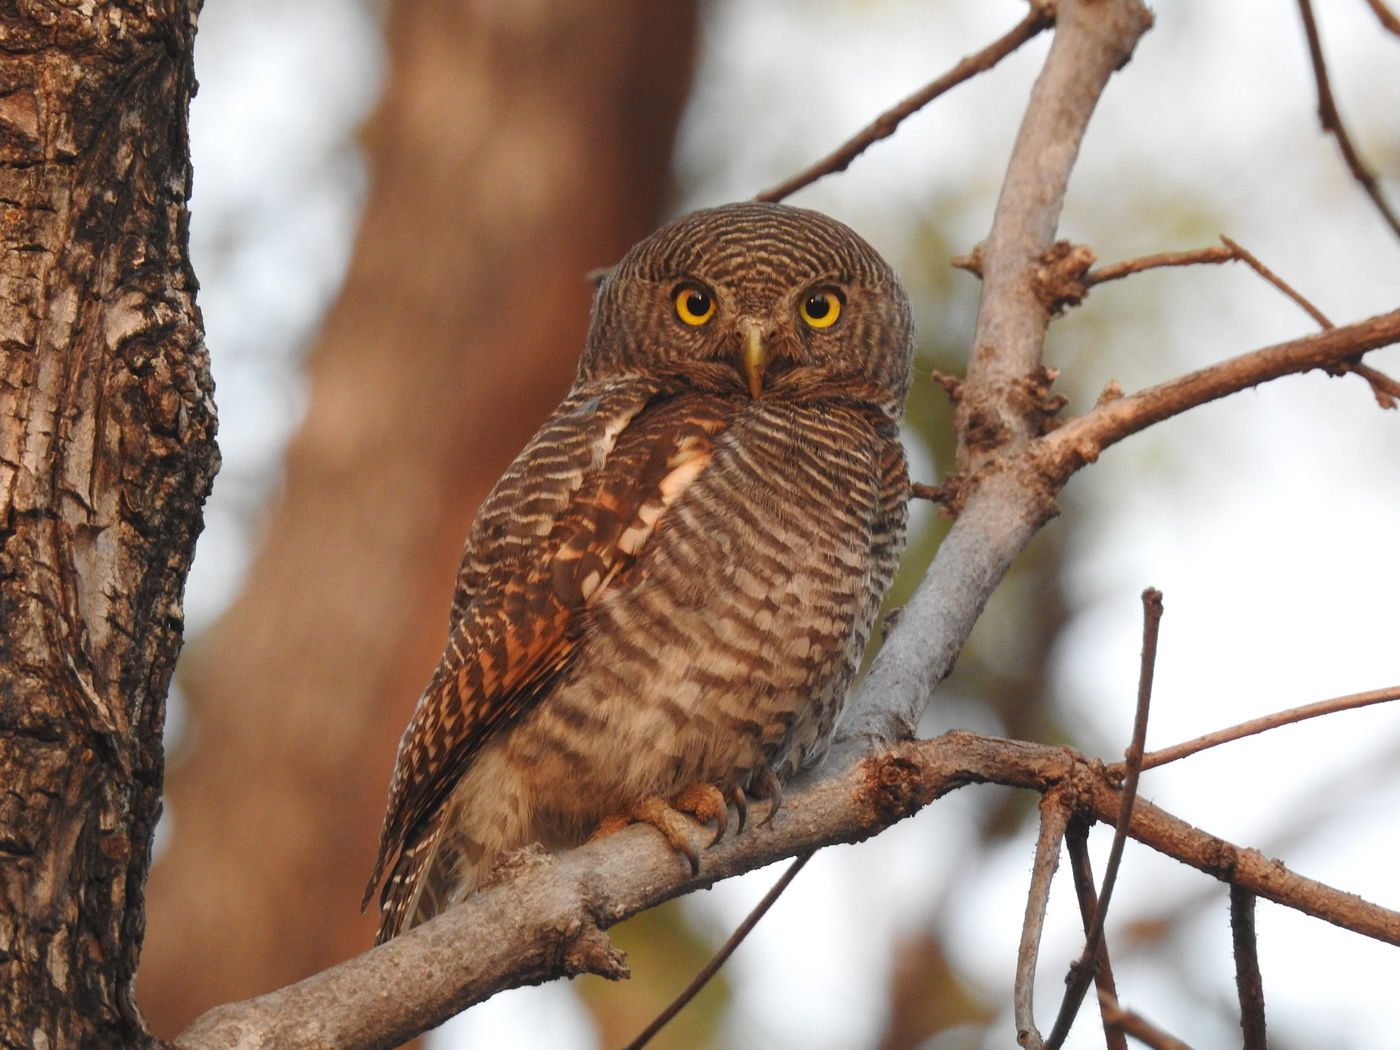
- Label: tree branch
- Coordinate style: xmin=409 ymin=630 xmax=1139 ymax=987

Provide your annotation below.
xmin=1231 ymin=887 xmax=1268 ymax=1050
xmin=1065 ymin=823 xmax=1128 ymax=1050
xmin=1296 ymin=0 xmax=1400 ymax=240
xmin=1084 ymin=243 xmax=1237 ymax=286
xmin=620 ymin=852 xmax=813 ymax=1049
xmin=837 ymin=0 xmax=1154 ymax=754
xmin=1098 ymin=992 xmax=1197 ymax=1050
xmin=754 ymin=2 xmax=1054 ymax=203
xmin=1044 ymin=588 xmax=1162 ymax=1050
xmin=1128 ymin=684 xmax=1400 ymax=773
xmin=959 ymin=0 xmax=1154 ymax=455
xmin=175 ymin=731 xmax=1400 ymax=1050
xmin=1364 ymin=0 xmax=1400 ymax=35
xmin=1014 ymin=791 xmax=1072 ymax=1049
xmin=1038 ymin=309 xmax=1400 ymax=483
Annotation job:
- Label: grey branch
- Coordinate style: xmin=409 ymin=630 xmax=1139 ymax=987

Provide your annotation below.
xmin=174 ymin=734 xmax=1400 ymax=1050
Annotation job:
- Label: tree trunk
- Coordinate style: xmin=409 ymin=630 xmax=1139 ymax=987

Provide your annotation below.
xmin=0 ymin=3 xmax=213 ymax=1046
xmin=139 ymin=0 xmax=698 ymax=1033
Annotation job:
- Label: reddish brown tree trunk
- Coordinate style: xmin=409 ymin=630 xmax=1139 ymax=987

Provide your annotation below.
xmin=139 ymin=0 xmax=698 ymax=1033
xmin=0 ymin=2 xmax=214 ymax=1045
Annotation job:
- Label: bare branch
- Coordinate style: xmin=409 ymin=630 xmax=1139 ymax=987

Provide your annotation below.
xmin=1348 ymin=362 xmax=1400 ymax=409
xmin=754 ymin=3 xmax=1054 ymax=203
xmin=1085 ymin=244 xmax=1237 ymax=286
xmin=1045 ymin=589 xmax=1163 ymax=1050
xmin=1064 ymin=823 xmax=1128 ymax=1050
xmin=1014 ymin=792 xmax=1073 ymax=1049
xmin=175 ymin=733 xmax=1400 ymax=1050
xmin=1200 ymin=238 xmax=1400 ymax=407
xmin=621 ymin=852 xmax=813 ymax=1050
xmin=1143 ymin=237 xmax=1400 ymax=409
xmin=1218 ymin=235 xmax=1334 ymax=328
xmin=1129 ymin=684 xmax=1400 ymax=773
xmin=1094 ymin=587 xmax=1160 ymax=931
xmin=1038 ymin=309 xmax=1400 ymax=483
xmin=1098 ymin=992 xmax=1198 ymax=1050
xmin=1213 ymin=236 xmax=1400 ymax=409
xmin=1295 ymin=0 xmax=1400 ymax=239
xmin=838 ymin=0 xmax=1155 ymax=755
xmin=1364 ymin=0 xmax=1400 ymax=35
xmin=1086 ymin=240 xmax=1400 ymax=404
xmin=1231 ymin=887 xmax=1268 ymax=1050
xmin=959 ymin=0 xmax=1154 ymax=463
xmin=1085 ymin=235 xmax=1340 ymax=335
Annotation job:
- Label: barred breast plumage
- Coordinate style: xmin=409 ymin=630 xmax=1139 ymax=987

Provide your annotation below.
xmin=365 ymin=201 xmax=914 ymax=942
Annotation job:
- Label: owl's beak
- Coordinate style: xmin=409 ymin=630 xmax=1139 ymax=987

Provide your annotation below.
xmin=739 ymin=319 xmax=770 ymax=398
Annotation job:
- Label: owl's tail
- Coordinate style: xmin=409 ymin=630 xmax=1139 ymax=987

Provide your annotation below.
xmin=373 ymin=808 xmax=492 ymax=944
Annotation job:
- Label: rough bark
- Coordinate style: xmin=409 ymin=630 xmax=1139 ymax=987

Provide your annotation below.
xmin=138 ymin=0 xmax=699 ymax=1032
xmin=0 ymin=2 xmax=214 ymax=1047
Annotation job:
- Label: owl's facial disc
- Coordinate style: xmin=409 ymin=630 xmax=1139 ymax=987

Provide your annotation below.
xmin=737 ymin=318 xmax=770 ymax=398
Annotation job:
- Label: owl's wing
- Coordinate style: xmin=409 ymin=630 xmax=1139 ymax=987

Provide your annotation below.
xmin=363 ymin=378 xmax=734 ymax=912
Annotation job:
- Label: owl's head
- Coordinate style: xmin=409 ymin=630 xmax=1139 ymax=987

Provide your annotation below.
xmin=582 ymin=202 xmax=913 ymax=415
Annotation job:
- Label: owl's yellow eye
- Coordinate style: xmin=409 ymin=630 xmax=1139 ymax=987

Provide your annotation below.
xmin=800 ymin=291 xmax=841 ymax=328
xmin=674 ymin=287 xmax=716 ymax=326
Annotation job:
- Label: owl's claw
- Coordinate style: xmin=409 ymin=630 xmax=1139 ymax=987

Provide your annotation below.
xmin=594 ymin=795 xmax=702 ymax=874
xmin=592 ymin=783 xmax=740 ymax=875
xmin=673 ymin=782 xmax=732 ymax=846
xmin=753 ymin=766 xmax=784 ymax=827
xmin=726 ymin=785 xmax=749 ymax=835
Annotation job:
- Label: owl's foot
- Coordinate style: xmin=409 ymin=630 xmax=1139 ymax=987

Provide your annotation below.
xmin=592 ymin=784 xmax=734 ymax=875
xmin=673 ymin=783 xmax=732 ymax=845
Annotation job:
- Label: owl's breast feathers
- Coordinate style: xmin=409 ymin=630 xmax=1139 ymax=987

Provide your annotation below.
xmin=364 ymin=371 xmax=904 ymax=919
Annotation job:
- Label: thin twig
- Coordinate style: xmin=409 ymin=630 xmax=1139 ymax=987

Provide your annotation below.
xmin=1086 ymin=237 xmax=1400 ymax=406
xmin=1044 ymin=589 xmax=1163 ymax=1050
xmin=1088 ymin=234 xmax=1332 ymax=335
xmin=1039 ymin=308 xmax=1400 ymax=479
xmin=1124 ymin=684 xmax=1400 ymax=774
xmin=1296 ymin=0 xmax=1400 ymax=239
xmin=1365 ymin=0 xmax=1400 ymax=35
xmin=1231 ymin=887 xmax=1268 ymax=1050
xmin=1218 ymin=235 xmax=1333 ymax=328
xmin=754 ymin=2 xmax=1054 ymax=202
xmin=1014 ymin=792 xmax=1073 ymax=1050
xmin=1064 ymin=821 xmax=1128 ymax=1050
xmin=621 ymin=851 xmax=813 ymax=1050
xmin=1084 ymin=244 xmax=1237 ymax=286
xmin=1098 ymin=991 xmax=1199 ymax=1050
xmin=1349 ymin=361 xmax=1400 ymax=409
xmin=1218 ymin=237 xmax=1400 ymax=406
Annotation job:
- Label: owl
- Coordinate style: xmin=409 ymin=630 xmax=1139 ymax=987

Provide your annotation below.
xmin=364 ymin=201 xmax=913 ymax=942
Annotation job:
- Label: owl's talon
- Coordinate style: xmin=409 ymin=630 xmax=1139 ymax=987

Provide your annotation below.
xmin=754 ymin=767 xmax=784 ymax=827
xmin=673 ymin=782 xmax=731 ymax=845
xmin=597 ymin=796 xmax=703 ymax=875
xmin=726 ymin=786 xmax=749 ymax=835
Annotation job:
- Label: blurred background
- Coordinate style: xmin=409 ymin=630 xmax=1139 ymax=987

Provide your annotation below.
xmin=137 ymin=1 xmax=1400 ymax=1047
